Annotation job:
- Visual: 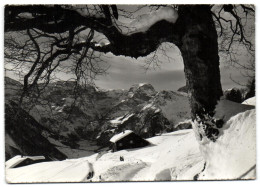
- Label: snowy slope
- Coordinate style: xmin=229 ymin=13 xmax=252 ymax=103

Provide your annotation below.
xmin=6 ymin=129 xmax=203 ymax=183
xmin=6 ymin=99 xmax=255 ymax=183
xmin=92 ymin=129 xmax=204 ymax=181
xmin=101 ymin=99 xmax=256 ymax=181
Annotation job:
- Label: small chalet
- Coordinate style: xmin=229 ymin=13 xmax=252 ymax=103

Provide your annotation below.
xmin=6 ymin=155 xmax=48 ymax=169
xmin=109 ymin=130 xmax=150 ymax=152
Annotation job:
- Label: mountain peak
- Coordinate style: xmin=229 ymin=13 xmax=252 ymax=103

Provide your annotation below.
xmin=138 ymin=83 xmax=148 ymax=87
xmin=128 ymin=83 xmax=156 ymax=99
xmin=129 ymin=83 xmax=155 ymax=92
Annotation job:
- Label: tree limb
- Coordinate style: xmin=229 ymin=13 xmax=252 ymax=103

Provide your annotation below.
xmin=5 ymin=5 xmax=181 ymax=58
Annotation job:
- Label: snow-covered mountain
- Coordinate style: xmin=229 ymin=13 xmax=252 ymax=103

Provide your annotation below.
xmin=5 ymin=78 xmax=191 ymax=152
xmin=95 ymin=83 xmax=191 ymax=146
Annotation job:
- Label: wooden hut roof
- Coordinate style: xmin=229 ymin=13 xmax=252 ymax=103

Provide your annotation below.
xmin=6 ymin=155 xmax=45 ymax=169
xmin=109 ymin=130 xmax=133 ymax=143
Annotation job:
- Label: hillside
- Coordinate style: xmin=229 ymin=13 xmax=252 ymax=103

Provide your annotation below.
xmin=6 ymin=98 xmax=256 ymax=182
xmin=5 ymin=100 xmax=67 ymax=161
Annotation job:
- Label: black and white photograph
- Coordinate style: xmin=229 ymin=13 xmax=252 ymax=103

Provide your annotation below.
xmin=3 ymin=2 xmax=256 ymax=183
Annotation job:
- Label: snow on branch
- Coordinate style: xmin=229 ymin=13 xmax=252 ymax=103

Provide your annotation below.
xmin=115 ymin=7 xmax=178 ymax=35
xmin=5 ymin=5 xmax=180 ymax=58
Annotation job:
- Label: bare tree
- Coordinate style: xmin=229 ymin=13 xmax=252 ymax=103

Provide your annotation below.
xmin=4 ymin=5 xmax=255 ymax=141
xmin=5 ymin=27 xmax=108 ymax=101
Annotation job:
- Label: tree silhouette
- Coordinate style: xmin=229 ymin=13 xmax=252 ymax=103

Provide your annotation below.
xmin=4 ymin=5 xmax=254 ymax=141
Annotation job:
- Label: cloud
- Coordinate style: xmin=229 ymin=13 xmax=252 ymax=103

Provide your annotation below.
xmin=95 ymin=51 xmax=251 ymax=91
xmin=94 ymin=42 xmax=186 ymax=91
xmin=95 ymin=55 xmax=185 ymax=91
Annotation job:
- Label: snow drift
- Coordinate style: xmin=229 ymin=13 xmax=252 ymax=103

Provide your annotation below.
xmin=193 ymin=98 xmax=256 ymax=180
xmin=198 ymin=109 xmax=256 ymax=180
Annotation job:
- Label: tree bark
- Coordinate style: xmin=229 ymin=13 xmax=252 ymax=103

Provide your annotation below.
xmin=178 ymin=5 xmax=223 ymax=120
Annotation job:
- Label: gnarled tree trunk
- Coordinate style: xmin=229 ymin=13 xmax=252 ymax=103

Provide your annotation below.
xmin=177 ymin=5 xmax=223 ymax=141
xmin=178 ymin=5 xmax=223 ymax=119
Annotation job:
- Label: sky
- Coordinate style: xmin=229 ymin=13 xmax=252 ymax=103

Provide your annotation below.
xmin=93 ymin=43 xmax=186 ymax=91
xmin=92 ymin=47 xmax=252 ymax=91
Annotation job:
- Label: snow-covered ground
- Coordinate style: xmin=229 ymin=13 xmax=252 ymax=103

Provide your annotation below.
xmin=5 ymin=98 xmax=256 ymax=183
xmin=5 ymin=129 xmax=203 ymax=183
xmin=6 ymin=158 xmax=93 ymax=183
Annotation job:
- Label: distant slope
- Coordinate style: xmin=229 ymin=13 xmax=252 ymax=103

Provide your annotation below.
xmin=5 ymin=100 xmax=67 ymax=161
xmin=5 ymin=77 xmax=23 ymax=101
